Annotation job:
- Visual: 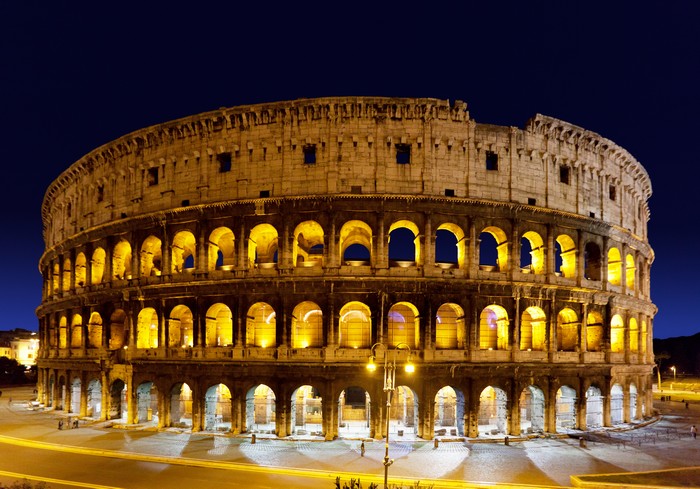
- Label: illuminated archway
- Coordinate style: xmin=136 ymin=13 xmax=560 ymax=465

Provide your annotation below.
xmin=291 ymin=385 xmax=323 ymax=435
xmin=626 ymin=254 xmax=636 ymax=290
xmin=140 ymin=235 xmax=162 ymax=276
xmin=75 ymin=252 xmax=87 ymax=287
xmin=519 ymin=386 xmax=545 ymax=433
xmin=555 ymin=385 xmax=577 ymax=431
xmin=479 ymin=226 xmax=508 ymax=272
xmin=246 ymin=302 xmax=276 ymax=348
xmin=136 ymin=307 xmax=158 ymax=349
xmin=520 ymin=307 xmax=546 ymax=351
xmin=586 ymin=311 xmax=604 ymax=351
xmin=169 ymin=305 xmax=194 ymax=347
xmin=435 ymin=223 xmax=465 ymax=268
xmin=205 ymin=303 xmax=233 ymax=347
xmin=87 ymin=379 xmax=102 ymax=418
xmin=91 ymin=247 xmax=105 ymax=284
xmin=208 ymin=227 xmax=235 ymax=271
xmin=607 ymin=247 xmax=622 ymax=285
xmin=478 ymin=386 xmax=507 ymax=435
xmin=338 ymin=387 xmax=370 ymax=438
xmin=246 ymin=384 xmax=276 ymax=433
xmin=169 ymin=383 xmax=193 ymax=428
xmin=87 ymin=312 xmax=103 ymax=348
xmin=205 ymin=383 xmax=232 ymax=432
xmin=435 ymin=303 xmax=465 ymax=349
xmin=610 ymin=315 xmax=625 ymax=353
xmin=584 ymin=242 xmax=601 ymax=281
xmin=70 ymin=314 xmax=83 ymax=348
xmin=387 ymin=302 xmax=419 ymax=349
xmin=339 ymin=220 xmax=372 ymax=265
xmin=338 ymin=302 xmax=371 ymax=348
xmin=136 ymin=382 xmax=158 ymax=425
xmin=629 ymin=318 xmax=639 ymax=352
xmin=521 ymin=231 xmax=545 ymax=274
xmin=62 ymin=257 xmax=71 ymax=292
xmin=585 ymin=385 xmax=603 ymax=428
xmin=434 ymin=386 xmax=465 ymax=436
xmin=248 ymin=223 xmax=278 ymax=268
xmin=293 ymin=220 xmax=324 ymax=267
xmin=172 ymin=231 xmax=196 ymax=273
xmin=112 ymin=239 xmax=131 ymax=280
xmin=479 ymin=305 xmax=509 ymax=350
xmin=556 ymin=308 xmax=579 ymax=351
xmin=388 ymin=220 xmax=420 ymax=265
xmin=611 ymin=384 xmax=624 ymax=424
xmin=292 ymin=301 xmax=323 ymax=348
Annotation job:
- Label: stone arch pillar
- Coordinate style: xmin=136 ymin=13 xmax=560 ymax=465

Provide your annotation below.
xmin=276 ymin=385 xmax=291 ymax=438
xmin=466 ymin=384 xmax=479 ymax=438
xmin=509 ymin=381 xmax=521 ymax=436
xmin=229 ymin=385 xmax=243 ymax=435
xmin=545 ymin=379 xmax=557 ymax=433
xmin=321 ymin=383 xmax=337 ymax=441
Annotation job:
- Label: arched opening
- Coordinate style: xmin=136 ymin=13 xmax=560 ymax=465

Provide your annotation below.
xmin=112 ymin=240 xmax=132 ymax=280
xmin=291 ymin=385 xmax=323 ymax=436
xmin=136 ymin=381 xmax=159 ymax=425
xmin=340 ymin=220 xmax=372 ymax=265
xmin=388 ymin=220 xmax=420 ymax=266
xmin=172 ymin=231 xmax=196 ymax=274
xmin=519 ymin=386 xmax=545 ymax=434
xmin=626 ymin=254 xmax=636 ymax=290
xmin=75 ymin=252 xmax=87 ymax=287
xmin=246 ymin=384 xmax=276 ymax=434
xmin=246 ymin=302 xmax=276 ymax=348
xmin=388 ymin=386 xmax=417 ymax=438
xmin=248 ymin=223 xmax=279 ymax=268
xmin=520 ymin=307 xmax=546 ymax=351
xmin=607 ymin=247 xmax=622 ymax=285
xmin=478 ymin=386 xmax=507 ymax=435
xmin=292 ymin=301 xmax=323 ymax=348
xmin=339 ymin=302 xmax=371 ymax=348
xmin=479 ymin=305 xmax=509 ymax=350
xmin=387 ymin=302 xmax=419 ymax=349
xmin=555 ymin=234 xmax=576 ymax=278
xmin=556 ymin=308 xmax=579 ymax=351
xmin=62 ymin=257 xmax=71 ymax=292
xmin=610 ymin=315 xmax=625 ymax=353
xmin=435 ymin=224 xmax=464 ymax=269
xmin=137 ymin=307 xmax=158 ymax=349
xmin=168 ymin=305 xmax=194 ymax=348
xmin=86 ymin=379 xmax=101 ymax=418
xmin=555 ymin=385 xmax=577 ymax=431
xmin=629 ymin=318 xmax=639 ymax=352
xmin=610 ymin=384 xmax=624 ymax=424
xmin=584 ymin=242 xmax=601 ymax=281
xmin=479 ymin=227 xmax=508 ymax=272
xmin=293 ymin=221 xmax=324 ymax=267
xmin=630 ymin=384 xmax=638 ymax=420
xmin=338 ymin=386 xmax=371 ymax=438
xmin=521 ymin=231 xmax=545 ymax=274
xmin=70 ymin=314 xmax=83 ymax=348
xmin=434 ymin=386 xmax=465 ymax=437
xmin=169 ymin=383 xmax=193 ymax=428
xmin=205 ymin=383 xmax=232 ymax=432
xmin=70 ymin=377 xmax=81 ymax=413
xmin=585 ymin=385 xmax=603 ymax=428
xmin=205 ymin=303 xmax=233 ymax=347
xmin=109 ymin=379 xmax=126 ymax=420
xmin=91 ymin=247 xmax=105 ymax=284
xmin=140 ymin=235 xmax=163 ymax=276
xmin=435 ymin=303 xmax=465 ymax=349
xmin=52 ymin=263 xmax=60 ymax=295
xmin=208 ymin=227 xmax=235 ymax=271
xmin=87 ymin=312 xmax=102 ymax=348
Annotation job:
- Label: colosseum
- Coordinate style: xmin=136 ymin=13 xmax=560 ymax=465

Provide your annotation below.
xmin=36 ymin=96 xmax=656 ymax=441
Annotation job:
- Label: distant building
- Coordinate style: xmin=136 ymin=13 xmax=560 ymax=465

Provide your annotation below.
xmin=0 ymin=329 xmax=40 ymax=367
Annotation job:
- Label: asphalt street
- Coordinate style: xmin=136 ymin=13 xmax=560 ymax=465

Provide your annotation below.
xmin=0 ymin=386 xmax=699 ymax=488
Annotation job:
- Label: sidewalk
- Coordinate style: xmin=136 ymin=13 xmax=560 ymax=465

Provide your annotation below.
xmin=2 ymin=385 xmax=700 ymax=488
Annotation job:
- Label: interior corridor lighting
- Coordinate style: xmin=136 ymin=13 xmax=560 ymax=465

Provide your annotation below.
xmin=366 ymin=342 xmax=414 ymax=489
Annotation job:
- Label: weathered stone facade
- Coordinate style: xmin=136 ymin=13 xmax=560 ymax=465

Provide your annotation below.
xmin=36 ymin=97 xmax=655 ymax=440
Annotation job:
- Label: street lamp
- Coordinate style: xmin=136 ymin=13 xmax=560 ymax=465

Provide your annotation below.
xmin=671 ymin=366 xmax=677 ymax=381
xmin=367 ymin=342 xmax=414 ymax=489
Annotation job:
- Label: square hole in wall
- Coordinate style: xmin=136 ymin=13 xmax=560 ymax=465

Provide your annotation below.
xmin=528 ymin=198 xmax=536 ymax=205
xmin=259 ymin=190 xmax=270 ymax=198
xmin=445 ymin=189 xmax=455 ymax=197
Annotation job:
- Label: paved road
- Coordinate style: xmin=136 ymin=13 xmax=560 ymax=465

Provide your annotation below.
xmin=0 ymin=386 xmax=699 ymax=488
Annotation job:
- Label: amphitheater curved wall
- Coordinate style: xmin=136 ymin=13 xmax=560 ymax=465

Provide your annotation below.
xmin=36 ymin=97 xmax=656 ymax=439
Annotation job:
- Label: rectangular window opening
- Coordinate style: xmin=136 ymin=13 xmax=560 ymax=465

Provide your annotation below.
xmin=590 ymin=211 xmax=596 ymax=218
xmin=147 ymin=167 xmax=159 ymax=186
xmin=217 ymin=152 xmax=232 ymax=172
xmin=351 ymin=185 xmax=362 ymax=194
xmin=528 ymin=198 xmax=536 ymax=205
xmin=181 ymin=199 xmax=190 ymax=207
xmin=559 ymin=165 xmax=570 ymax=184
xmin=303 ymin=144 xmax=317 ymax=164
xmin=485 ymin=151 xmax=498 ymax=171
xmin=97 ymin=185 xmax=104 ymax=203
xmin=445 ymin=189 xmax=455 ymax=197
xmin=395 ymin=143 xmax=411 ymax=164
xmin=609 ymin=185 xmax=616 ymax=201
xmin=259 ymin=190 xmax=270 ymax=198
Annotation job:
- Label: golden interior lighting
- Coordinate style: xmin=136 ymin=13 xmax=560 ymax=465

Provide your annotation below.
xmin=366 ymin=355 xmax=376 ymax=371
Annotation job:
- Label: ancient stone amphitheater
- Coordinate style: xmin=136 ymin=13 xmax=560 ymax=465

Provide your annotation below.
xmin=36 ymin=97 xmax=655 ymax=440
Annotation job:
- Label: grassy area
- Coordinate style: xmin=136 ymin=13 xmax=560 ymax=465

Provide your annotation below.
xmin=574 ymin=468 xmax=700 ymax=487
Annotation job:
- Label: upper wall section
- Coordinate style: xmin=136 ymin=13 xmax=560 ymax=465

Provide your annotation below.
xmin=41 ymin=97 xmax=652 ymax=250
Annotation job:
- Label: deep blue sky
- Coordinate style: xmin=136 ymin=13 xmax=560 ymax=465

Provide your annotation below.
xmin=1 ymin=3 xmax=697 ymax=339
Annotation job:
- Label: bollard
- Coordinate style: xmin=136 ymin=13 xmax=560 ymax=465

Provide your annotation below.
xmin=434 ymin=438 xmax=439 ymax=449
xmin=251 ymin=433 xmax=256 ymax=444
xmin=360 ymin=440 xmax=365 ymax=456
xmin=504 ymin=436 xmax=509 ymax=446
xmin=580 ymin=437 xmax=587 ymax=448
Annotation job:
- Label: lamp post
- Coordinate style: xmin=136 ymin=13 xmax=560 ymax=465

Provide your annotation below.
xmin=671 ymin=366 xmax=677 ymax=381
xmin=367 ymin=342 xmax=414 ymax=489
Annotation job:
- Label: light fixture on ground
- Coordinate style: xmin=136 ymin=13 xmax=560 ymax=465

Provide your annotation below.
xmin=367 ymin=342 xmax=414 ymax=489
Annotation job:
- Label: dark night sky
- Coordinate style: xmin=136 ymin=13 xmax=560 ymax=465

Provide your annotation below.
xmin=1 ymin=3 xmax=697 ymax=339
